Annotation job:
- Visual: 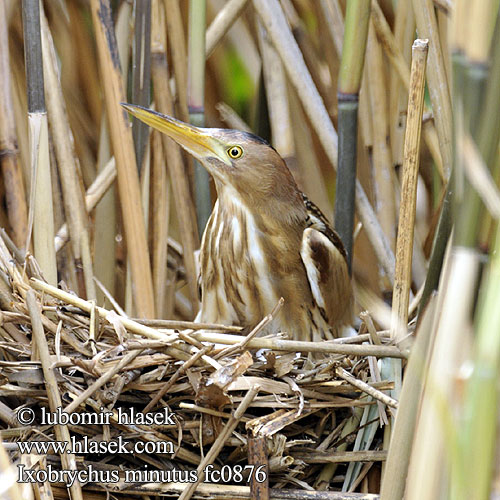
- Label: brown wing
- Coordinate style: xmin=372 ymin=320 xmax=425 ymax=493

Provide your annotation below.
xmin=300 ymin=195 xmax=352 ymax=326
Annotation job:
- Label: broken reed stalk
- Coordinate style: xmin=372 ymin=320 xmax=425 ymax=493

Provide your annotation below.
xmin=40 ymin=7 xmax=96 ymax=300
xmin=334 ymin=0 xmax=370 ymax=271
xmin=22 ymin=0 xmax=57 ymax=285
xmin=150 ymin=4 xmax=200 ymax=308
xmin=27 ymin=290 xmax=84 ymax=500
xmin=248 ymin=436 xmax=269 ymax=500
xmin=178 ymin=385 xmax=260 ymax=500
xmin=189 ymin=0 xmax=212 ymax=237
xmin=206 ymin=0 xmax=249 ymax=57
xmin=90 ymin=0 xmax=155 ymax=318
xmin=0 ymin=2 xmax=28 ymax=249
xmin=253 ymin=0 xmax=396 ymax=284
xmin=335 ymin=367 xmax=398 ymax=409
xmin=390 ymin=39 xmax=429 ymax=344
xmin=131 ymin=0 xmax=151 ymax=170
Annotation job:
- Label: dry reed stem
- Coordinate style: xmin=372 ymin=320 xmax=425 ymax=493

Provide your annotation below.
xmin=65 ymin=483 xmax=381 ymax=499
xmin=92 ymin=0 xmax=130 ymax=307
xmin=288 ymin=88 xmax=331 ymax=217
xmin=253 ymin=0 xmax=396 ymax=284
xmin=0 ymin=2 xmax=28 ymax=248
xmin=27 ymin=290 xmax=83 ymax=500
xmin=27 ymin=113 xmax=57 ymax=285
xmin=380 ymin=295 xmax=437 ymax=500
xmin=40 ymin=8 xmax=95 ymax=300
xmin=178 ymin=385 xmax=260 ymax=500
xmin=191 ymin=331 xmax=406 ymax=358
xmin=64 ymin=349 xmax=143 ymax=414
xmin=366 ymin=22 xmax=396 ymax=249
xmin=151 ymin=128 xmax=171 ymax=316
xmin=389 ymin=0 xmax=413 ymax=169
xmin=164 ymin=0 xmax=190 ymax=122
xmin=465 ymin=0 xmax=498 ymax=63
xmin=151 ymin=25 xmax=200 ymax=307
xmin=55 ymin=158 xmax=116 ymax=252
xmin=318 ymin=0 xmax=344 ymax=57
xmin=335 ymin=367 xmax=398 ymax=409
xmin=151 ymin=0 xmax=171 ymax=317
xmin=406 ymin=248 xmax=478 ymax=500
xmin=390 ymin=40 xmax=429 ymax=344
xmin=294 ymin=450 xmax=387 ymax=464
xmin=411 ymin=0 xmax=453 ymax=178
xmin=257 ymin=22 xmax=294 ymax=161
xmin=143 ymin=344 xmax=212 ymax=413
xmin=216 ymin=102 xmax=252 ymax=131
xmin=462 ymin=132 xmax=500 ymax=219
xmin=281 ymin=0 xmax=336 ymax=113
xmin=248 ymin=436 xmax=270 ymax=500
xmin=371 ymin=0 xmax=444 ymax=180
xmin=216 ymin=298 xmax=284 ymax=359
xmin=90 ymin=0 xmax=155 ymax=318
xmin=0 ymin=441 xmax=28 ymax=500
xmin=206 ymin=0 xmax=249 ymax=57
xmin=31 ymin=278 xmax=178 ymax=342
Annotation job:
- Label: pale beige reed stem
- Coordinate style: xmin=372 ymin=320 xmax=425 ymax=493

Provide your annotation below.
xmin=390 ymin=39 xmax=429 ymax=345
xmin=40 ymin=7 xmax=96 ymax=300
xmin=27 ymin=290 xmax=83 ymax=500
xmin=90 ymin=0 xmax=155 ymax=318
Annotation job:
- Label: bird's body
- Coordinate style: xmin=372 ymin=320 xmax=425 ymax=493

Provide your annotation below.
xmin=122 ymin=104 xmax=352 ymax=341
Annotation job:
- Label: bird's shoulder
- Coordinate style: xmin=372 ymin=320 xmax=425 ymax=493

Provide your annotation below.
xmin=300 ymin=193 xmax=352 ymax=328
xmin=301 ymin=193 xmax=348 ymax=262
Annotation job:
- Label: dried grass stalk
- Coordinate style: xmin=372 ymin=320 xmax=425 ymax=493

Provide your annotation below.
xmin=27 ymin=290 xmax=83 ymax=500
xmin=0 ymin=1 xmax=28 ymax=248
xmin=411 ymin=0 xmax=453 ymax=178
xmin=40 ymin=7 xmax=95 ymax=300
xmin=390 ymin=39 xmax=429 ymax=344
xmin=90 ymin=0 xmax=155 ymax=317
xmin=206 ymin=0 xmax=249 ymax=57
xmin=151 ymin=5 xmax=200 ymax=307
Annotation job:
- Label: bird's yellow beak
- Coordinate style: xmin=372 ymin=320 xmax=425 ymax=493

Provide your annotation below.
xmin=121 ymin=103 xmax=230 ymax=166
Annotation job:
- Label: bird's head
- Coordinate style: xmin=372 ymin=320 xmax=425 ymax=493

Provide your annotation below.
xmin=121 ymin=103 xmax=302 ymax=211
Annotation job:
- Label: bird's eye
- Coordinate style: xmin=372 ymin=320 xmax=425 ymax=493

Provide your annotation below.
xmin=227 ymin=146 xmax=243 ymax=159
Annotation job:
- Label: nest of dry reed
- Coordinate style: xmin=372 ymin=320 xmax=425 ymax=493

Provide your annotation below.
xmin=0 ymin=229 xmax=402 ymax=499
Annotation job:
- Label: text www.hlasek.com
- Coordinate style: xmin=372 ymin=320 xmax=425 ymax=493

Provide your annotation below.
xmin=16 ymin=435 xmax=174 ymax=455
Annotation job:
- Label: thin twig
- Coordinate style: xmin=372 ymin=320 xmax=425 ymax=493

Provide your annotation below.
xmin=335 ymin=367 xmax=398 ymax=409
xmin=178 ymin=385 xmax=260 ymax=500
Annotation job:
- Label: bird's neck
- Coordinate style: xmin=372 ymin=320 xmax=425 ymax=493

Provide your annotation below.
xmin=215 ymin=183 xmax=306 ymax=228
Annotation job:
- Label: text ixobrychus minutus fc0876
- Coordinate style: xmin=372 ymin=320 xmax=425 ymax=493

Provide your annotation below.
xmin=122 ymin=103 xmax=352 ymax=342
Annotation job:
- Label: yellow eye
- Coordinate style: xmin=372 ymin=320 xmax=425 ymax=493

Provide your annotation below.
xmin=227 ymin=146 xmax=243 ymax=159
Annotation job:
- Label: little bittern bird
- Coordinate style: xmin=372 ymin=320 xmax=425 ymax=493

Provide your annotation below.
xmin=122 ymin=103 xmax=352 ymax=341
